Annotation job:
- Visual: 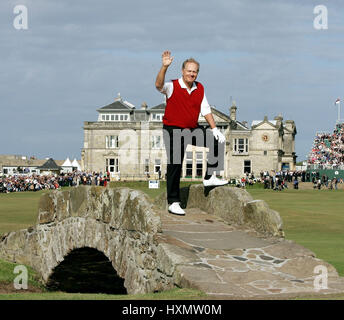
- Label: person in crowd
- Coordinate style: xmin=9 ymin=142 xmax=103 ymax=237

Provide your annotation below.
xmin=293 ymin=176 xmax=299 ymax=189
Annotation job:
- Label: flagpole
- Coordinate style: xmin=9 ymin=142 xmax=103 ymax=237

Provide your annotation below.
xmin=339 ymin=101 xmax=341 ymax=122
xmin=340 ymin=101 xmax=341 ymax=122
xmin=335 ymin=98 xmax=341 ymax=123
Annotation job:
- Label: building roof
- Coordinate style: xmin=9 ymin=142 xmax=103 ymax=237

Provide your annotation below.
xmin=236 ymin=121 xmax=249 ymax=130
xmin=97 ymin=100 xmax=132 ymax=111
xmin=1 ymin=159 xmax=46 ymax=167
xmin=37 ymin=158 xmax=61 ymax=170
xmin=150 ymin=103 xmax=166 ymax=110
xmin=97 ymin=95 xmax=135 ymax=112
xmin=211 ymin=107 xmax=230 ymax=122
xmin=251 ymin=120 xmax=277 ymax=127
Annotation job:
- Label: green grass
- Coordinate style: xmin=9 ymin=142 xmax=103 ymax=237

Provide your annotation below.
xmin=0 ymin=183 xmax=344 ymax=299
xmin=246 ymin=188 xmax=344 ymax=277
xmin=0 ymin=259 xmax=44 ymax=290
xmin=0 ymin=288 xmax=205 ymax=300
xmin=0 ymin=190 xmax=45 ymax=235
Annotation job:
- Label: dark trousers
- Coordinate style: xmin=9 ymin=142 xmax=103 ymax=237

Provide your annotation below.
xmin=163 ymin=124 xmax=225 ymax=204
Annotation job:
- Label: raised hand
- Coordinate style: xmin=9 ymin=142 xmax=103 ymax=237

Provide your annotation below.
xmin=162 ymin=50 xmax=173 ymax=67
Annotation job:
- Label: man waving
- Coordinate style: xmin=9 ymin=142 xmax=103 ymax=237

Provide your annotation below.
xmin=156 ymin=50 xmax=228 ymax=215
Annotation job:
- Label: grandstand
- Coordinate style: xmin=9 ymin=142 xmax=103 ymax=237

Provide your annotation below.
xmin=307 ymin=122 xmax=344 ymax=172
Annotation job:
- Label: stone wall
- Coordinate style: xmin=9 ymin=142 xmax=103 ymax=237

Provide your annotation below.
xmin=155 ymin=184 xmax=284 ymax=237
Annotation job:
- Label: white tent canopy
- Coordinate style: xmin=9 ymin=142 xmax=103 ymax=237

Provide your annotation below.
xmin=72 ymin=158 xmax=81 ymax=171
xmin=61 ymin=157 xmax=73 ymax=167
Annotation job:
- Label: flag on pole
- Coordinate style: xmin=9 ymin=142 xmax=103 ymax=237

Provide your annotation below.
xmin=335 ymin=98 xmax=340 ymax=105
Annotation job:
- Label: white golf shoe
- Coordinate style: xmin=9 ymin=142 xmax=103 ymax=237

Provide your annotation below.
xmin=203 ymin=175 xmax=229 ymax=187
xmin=168 ymin=202 xmax=185 ymax=215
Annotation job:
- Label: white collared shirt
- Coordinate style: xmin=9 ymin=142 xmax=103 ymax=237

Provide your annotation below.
xmin=160 ymin=77 xmax=211 ymax=116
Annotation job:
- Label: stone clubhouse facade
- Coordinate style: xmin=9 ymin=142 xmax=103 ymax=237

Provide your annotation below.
xmin=81 ymin=94 xmax=297 ymax=180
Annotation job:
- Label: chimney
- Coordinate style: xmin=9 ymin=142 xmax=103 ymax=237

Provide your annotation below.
xmin=274 ymin=114 xmax=283 ymax=121
xmin=230 ymin=101 xmax=237 ymax=121
xmin=141 ymin=102 xmax=147 ymax=110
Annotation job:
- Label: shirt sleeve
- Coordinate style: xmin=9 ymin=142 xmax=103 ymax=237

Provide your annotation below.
xmin=200 ymin=93 xmax=211 ymax=116
xmin=159 ymin=81 xmax=173 ymax=99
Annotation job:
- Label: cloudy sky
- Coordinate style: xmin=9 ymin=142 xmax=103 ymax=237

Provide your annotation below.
xmin=1 ymin=0 xmax=343 ymax=161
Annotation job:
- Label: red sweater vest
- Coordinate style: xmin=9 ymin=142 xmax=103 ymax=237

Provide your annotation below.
xmin=163 ymin=79 xmax=204 ymax=128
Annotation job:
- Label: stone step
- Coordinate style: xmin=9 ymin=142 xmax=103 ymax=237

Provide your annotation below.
xmin=158 ymin=208 xmax=344 ymax=299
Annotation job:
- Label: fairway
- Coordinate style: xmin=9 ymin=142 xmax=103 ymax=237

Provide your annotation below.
xmin=0 ymin=190 xmax=46 ymax=234
xmin=247 ymin=188 xmax=344 ymax=277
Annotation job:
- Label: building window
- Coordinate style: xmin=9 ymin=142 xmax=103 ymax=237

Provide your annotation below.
xmin=234 ymin=138 xmax=249 ymax=153
xmin=106 ymin=158 xmax=119 ymax=173
xmin=244 ymin=160 xmax=251 ymax=174
xmin=196 ymin=152 xmax=203 ymax=177
xmin=152 ymin=135 xmax=161 ymax=149
xmin=106 ymin=135 xmax=119 ymax=148
xmin=144 ymin=159 xmax=149 ymax=173
xmin=186 ymin=151 xmax=193 ymax=176
xmin=151 ymin=113 xmax=163 ymax=121
xmin=264 ymin=150 xmax=267 ymax=156
xmin=101 ymin=114 xmax=129 ymax=121
xmin=154 ymin=159 xmax=161 ymax=173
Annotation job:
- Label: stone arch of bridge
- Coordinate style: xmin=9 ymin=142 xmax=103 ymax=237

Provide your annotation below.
xmin=37 ymin=217 xmax=125 ymax=286
xmin=46 ymin=246 xmax=127 ymax=294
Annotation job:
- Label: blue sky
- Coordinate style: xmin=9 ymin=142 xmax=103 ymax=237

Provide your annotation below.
xmin=1 ymin=0 xmax=343 ymax=161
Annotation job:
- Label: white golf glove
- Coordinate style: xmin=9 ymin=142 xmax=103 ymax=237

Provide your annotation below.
xmin=211 ymin=127 xmax=226 ymax=143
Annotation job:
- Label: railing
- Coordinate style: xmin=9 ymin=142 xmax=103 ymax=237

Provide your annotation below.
xmin=307 ymin=164 xmax=344 ymax=170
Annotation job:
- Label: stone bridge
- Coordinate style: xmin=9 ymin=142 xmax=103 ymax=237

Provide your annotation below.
xmin=1 ymin=185 xmax=344 ymax=298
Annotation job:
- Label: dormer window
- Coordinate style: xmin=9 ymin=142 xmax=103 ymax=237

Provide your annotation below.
xmin=101 ymin=114 xmax=129 ymax=121
xmin=151 ymin=113 xmax=163 ymax=121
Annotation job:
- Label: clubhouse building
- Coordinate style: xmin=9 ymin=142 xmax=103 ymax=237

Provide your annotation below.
xmin=81 ymin=94 xmax=297 ymax=180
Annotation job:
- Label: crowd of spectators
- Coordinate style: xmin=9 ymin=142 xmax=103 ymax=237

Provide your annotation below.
xmin=259 ymin=170 xmax=303 ymax=190
xmin=311 ymin=172 xmax=342 ymax=190
xmin=0 ymin=171 xmax=110 ymax=193
xmin=308 ymin=123 xmax=344 ymax=169
xmin=235 ymin=172 xmax=257 ymax=188
xmin=235 ymin=170 xmax=304 ymax=190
